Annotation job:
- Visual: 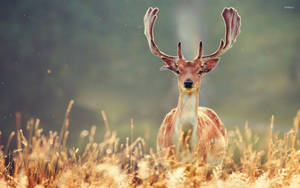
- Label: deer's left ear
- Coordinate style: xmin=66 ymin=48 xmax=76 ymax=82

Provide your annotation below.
xmin=200 ymin=58 xmax=219 ymax=73
xmin=160 ymin=57 xmax=178 ymax=73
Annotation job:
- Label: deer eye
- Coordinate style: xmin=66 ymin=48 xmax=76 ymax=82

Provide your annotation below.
xmin=176 ymin=70 xmax=180 ymax=74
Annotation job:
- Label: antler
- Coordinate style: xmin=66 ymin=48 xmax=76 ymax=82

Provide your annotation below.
xmin=200 ymin=7 xmax=241 ymax=61
xmin=144 ymin=7 xmax=178 ymax=61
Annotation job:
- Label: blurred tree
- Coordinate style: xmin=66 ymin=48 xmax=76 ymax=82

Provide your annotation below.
xmin=0 ymin=0 xmax=299 ymax=147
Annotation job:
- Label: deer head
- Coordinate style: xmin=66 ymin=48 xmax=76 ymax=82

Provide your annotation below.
xmin=144 ymin=7 xmax=241 ymax=94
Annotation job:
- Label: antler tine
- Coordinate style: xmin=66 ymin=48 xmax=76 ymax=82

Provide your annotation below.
xmin=144 ymin=7 xmax=177 ymax=61
xmin=177 ymin=42 xmax=183 ymax=59
xmin=195 ymin=41 xmax=203 ymax=60
xmin=202 ymin=7 xmax=241 ymax=61
xmin=202 ymin=40 xmax=224 ymax=60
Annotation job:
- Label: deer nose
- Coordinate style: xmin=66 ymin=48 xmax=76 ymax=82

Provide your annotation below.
xmin=184 ymin=79 xmax=193 ymax=89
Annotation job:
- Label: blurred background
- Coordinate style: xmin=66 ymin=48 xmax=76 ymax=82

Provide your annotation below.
xmin=0 ymin=0 xmax=299 ymax=148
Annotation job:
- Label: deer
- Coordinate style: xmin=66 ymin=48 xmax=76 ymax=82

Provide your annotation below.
xmin=143 ymin=7 xmax=241 ymax=166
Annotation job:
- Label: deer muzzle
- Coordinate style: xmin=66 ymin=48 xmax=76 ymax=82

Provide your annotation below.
xmin=184 ymin=79 xmax=193 ymax=89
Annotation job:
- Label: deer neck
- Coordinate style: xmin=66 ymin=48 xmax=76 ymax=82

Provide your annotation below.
xmin=175 ymin=90 xmax=199 ymax=133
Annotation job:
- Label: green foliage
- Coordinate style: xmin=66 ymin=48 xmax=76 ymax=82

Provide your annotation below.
xmin=0 ymin=0 xmax=299 ymax=144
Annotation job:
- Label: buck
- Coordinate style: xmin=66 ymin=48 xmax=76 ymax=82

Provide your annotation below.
xmin=144 ymin=7 xmax=241 ymax=165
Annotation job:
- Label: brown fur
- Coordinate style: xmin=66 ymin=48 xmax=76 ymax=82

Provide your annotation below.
xmin=144 ymin=7 xmax=241 ymax=164
xmin=157 ymin=107 xmax=227 ymax=162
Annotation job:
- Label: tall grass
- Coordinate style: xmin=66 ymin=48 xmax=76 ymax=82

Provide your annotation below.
xmin=0 ymin=101 xmax=299 ymax=187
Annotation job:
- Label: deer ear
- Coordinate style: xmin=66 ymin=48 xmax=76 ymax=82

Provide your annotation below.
xmin=161 ymin=57 xmax=178 ymax=73
xmin=201 ymin=58 xmax=219 ymax=73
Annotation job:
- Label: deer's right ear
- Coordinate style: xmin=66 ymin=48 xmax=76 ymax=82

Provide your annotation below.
xmin=200 ymin=58 xmax=219 ymax=73
xmin=160 ymin=57 xmax=179 ymax=73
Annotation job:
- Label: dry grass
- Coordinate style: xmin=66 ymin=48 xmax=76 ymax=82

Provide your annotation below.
xmin=0 ymin=101 xmax=300 ymax=188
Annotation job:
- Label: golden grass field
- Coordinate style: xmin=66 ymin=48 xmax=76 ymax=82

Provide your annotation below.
xmin=0 ymin=101 xmax=300 ymax=188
